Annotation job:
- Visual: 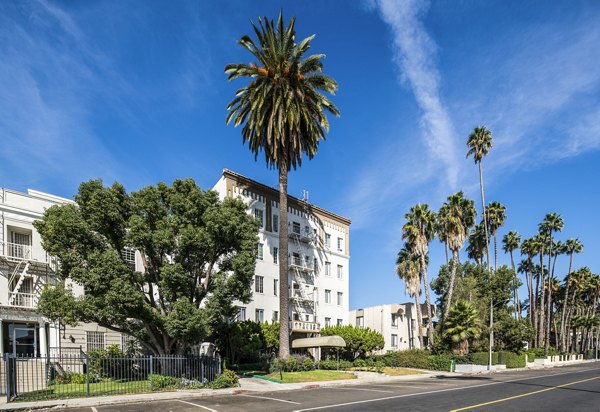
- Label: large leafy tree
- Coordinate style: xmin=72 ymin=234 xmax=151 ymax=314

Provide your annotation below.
xmin=225 ymin=13 xmax=339 ymax=358
xmin=35 ymin=179 xmax=258 ymax=356
xmin=437 ymin=192 xmax=476 ymax=324
xmin=320 ymin=325 xmax=384 ymax=361
xmin=402 ymin=204 xmax=436 ymax=347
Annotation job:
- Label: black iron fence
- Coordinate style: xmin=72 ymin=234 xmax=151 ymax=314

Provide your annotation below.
xmin=2 ymin=351 xmax=221 ymax=402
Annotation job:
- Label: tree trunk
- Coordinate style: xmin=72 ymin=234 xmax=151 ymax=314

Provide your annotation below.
xmin=538 ymin=251 xmax=546 ymax=348
xmin=444 ymin=242 xmax=449 ymax=265
xmin=414 ymin=294 xmax=424 ymax=349
xmin=478 ymin=162 xmax=491 ymax=272
xmin=420 ymin=253 xmax=435 ymax=348
xmin=534 ymin=268 xmax=540 ymax=347
xmin=443 ymin=249 xmax=459 ymax=326
xmin=544 ymin=235 xmax=554 ymax=356
xmin=494 ymin=232 xmax=498 ymax=271
xmin=560 ymin=253 xmax=574 ymax=352
xmin=510 ymin=251 xmax=520 ymax=320
xmin=278 ymin=166 xmax=290 ymax=358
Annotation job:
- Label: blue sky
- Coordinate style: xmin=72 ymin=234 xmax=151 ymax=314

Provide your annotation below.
xmin=1 ymin=0 xmax=599 ymax=310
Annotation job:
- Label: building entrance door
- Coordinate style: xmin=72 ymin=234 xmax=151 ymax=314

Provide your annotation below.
xmin=9 ymin=325 xmax=37 ymax=356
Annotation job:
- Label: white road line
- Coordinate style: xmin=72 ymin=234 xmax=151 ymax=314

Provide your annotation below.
xmin=238 ymin=394 xmax=301 ymax=404
xmin=176 ymin=399 xmax=218 ymax=411
xmin=364 ymin=383 xmax=432 ymax=389
xmin=293 ymin=366 xmax=600 ymax=411
xmin=91 ymin=408 xmax=98 ymax=412
xmin=329 ymin=387 xmax=394 ymax=393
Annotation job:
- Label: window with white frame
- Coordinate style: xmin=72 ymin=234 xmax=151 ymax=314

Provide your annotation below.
xmin=255 ymin=309 xmax=264 ymax=322
xmin=325 ymin=289 xmax=331 ymax=304
xmin=122 ymin=248 xmax=136 ymax=270
xmin=254 ymin=209 xmax=264 ymax=228
xmin=337 ymin=237 xmax=343 ymax=252
xmin=273 ymin=214 xmax=279 ymax=232
xmin=255 ymin=276 xmax=264 ymax=293
xmin=239 ymin=307 xmax=246 ymax=321
xmin=337 ymin=265 xmax=343 ymax=279
xmin=257 ymin=243 xmax=263 ymax=260
xmin=325 ymin=262 xmax=331 ymax=276
xmin=325 ymin=233 xmax=331 ymax=248
xmin=391 ymin=334 xmax=398 ymax=348
xmin=337 ymin=292 xmax=343 ymax=306
xmin=325 ymin=317 xmax=331 ymax=327
xmin=292 ymin=221 xmax=301 ymax=234
xmin=337 ymin=319 xmax=343 ymax=326
xmin=356 ymin=316 xmax=364 ymax=328
xmin=273 ymin=247 xmax=278 ymax=264
xmin=274 ymin=279 xmax=278 ymax=296
xmin=86 ymin=331 xmax=105 ymax=352
xmin=391 ymin=314 xmax=398 ymax=327
xmin=272 ymin=311 xmax=279 ymax=322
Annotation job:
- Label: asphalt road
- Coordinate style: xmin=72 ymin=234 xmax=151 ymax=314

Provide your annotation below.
xmin=47 ymin=362 xmax=600 ymax=412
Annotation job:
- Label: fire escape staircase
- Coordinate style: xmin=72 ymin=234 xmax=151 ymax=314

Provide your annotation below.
xmin=7 ymin=260 xmax=31 ymax=305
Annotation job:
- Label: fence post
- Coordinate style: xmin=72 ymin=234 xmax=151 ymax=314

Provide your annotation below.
xmin=83 ymin=351 xmax=90 ymax=397
xmin=149 ymin=356 xmax=153 ymax=390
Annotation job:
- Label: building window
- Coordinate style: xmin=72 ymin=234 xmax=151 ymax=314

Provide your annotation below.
xmin=325 ymin=317 xmax=331 ymax=327
xmin=257 ymin=243 xmax=263 ymax=260
xmin=325 ymin=289 xmax=331 ymax=304
xmin=9 ymin=231 xmax=31 ymax=259
xmin=273 ymin=247 xmax=278 ymax=264
xmin=325 ymin=262 xmax=331 ymax=276
xmin=391 ymin=334 xmax=398 ymax=348
xmin=337 ymin=319 xmax=343 ymax=326
xmin=325 ymin=233 xmax=331 ymax=248
xmin=314 ymin=258 xmax=319 ymax=274
xmin=255 ymin=309 xmax=264 ymax=322
xmin=392 ymin=314 xmax=398 ymax=327
xmin=255 ymin=276 xmax=264 ymax=293
xmin=273 ymin=215 xmax=279 ymax=232
xmin=272 ymin=311 xmax=279 ymax=322
xmin=254 ymin=209 xmax=264 ymax=228
xmin=305 ymin=255 xmax=311 ymax=268
xmin=337 ymin=292 xmax=343 ymax=306
xmin=292 ymin=252 xmax=301 ymax=266
xmin=337 ymin=265 xmax=343 ymax=279
xmin=356 ymin=316 xmax=364 ymax=328
xmin=86 ymin=331 xmax=105 ymax=352
xmin=121 ymin=248 xmax=136 ymax=270
xmin=274 ymin=279 xmax=278 ymax=296
xmin=292 ymin=221 xmax=301 ymax=234
xmin=239 ymin=307 xmax=246 ymax=321
xmin=337 ymin=237 xmax=343 ymax=252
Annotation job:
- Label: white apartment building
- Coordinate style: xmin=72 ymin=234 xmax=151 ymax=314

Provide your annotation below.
xmin=349 ymin=303 xmax=435 ymax=352
xmin=0 ymin=188 xmax=124 ymax=357
xmin=213 ymin=169 xmax=351 ymax=343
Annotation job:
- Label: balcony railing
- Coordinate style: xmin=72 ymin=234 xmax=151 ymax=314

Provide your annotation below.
xmin=8 ymin=292 xmax=36 ymax=308
xmin=289 ymin=258 xmax=314 ymax=273
xmin=3 ymin=242 xmax=32 ymax=260
xmin=289 ymin=320 xmax=320 ymax=333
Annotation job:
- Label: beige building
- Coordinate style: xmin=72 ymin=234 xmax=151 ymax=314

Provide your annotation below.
xmin=0 ymin=187 xmax=124 ymax=357
xmin=349 ymin=303 xmax=435 ymax=352
xmin=213 ymin=169 xmax=351 ymax=342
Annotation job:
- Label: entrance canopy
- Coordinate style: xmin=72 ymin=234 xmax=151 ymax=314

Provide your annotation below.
xmin=291 ymin=335 xmax=346 ymax=349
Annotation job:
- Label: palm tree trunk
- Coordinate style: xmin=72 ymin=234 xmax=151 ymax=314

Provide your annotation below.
xmin=444 ymin=242 xmax=449 ymax=265
xmin=443 ymin=249 xmax=459 ymax=326
xmin=560 ymin=253 xmax=574 ymax=352
xmin=538 ymin=251 xmax=546 ymax=348
xmin=278 ymin=166 xmax=290 ymax=358
xmin=534 ymin=269 xmax=540 ymax=347
xmin=478 ymin=161 xmax=493 ymax=368
xmin=420 ymin=253 xmax=435 ymax=348
xmin=510 ymin=251 xmax=520 ymax=320
xmin=544 ymin=279 xmax=552 ymax=357
xmin=414 ymin=294 xmax=424 ymax=349
xmin=494 ymin=232 xmax=498 ymax=271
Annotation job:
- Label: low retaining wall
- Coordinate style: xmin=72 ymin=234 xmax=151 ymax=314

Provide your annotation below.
xmin=533 ymin=354 xmax=584 ymax=366
xmin=454 ymin=364 xmax=506 ymax=373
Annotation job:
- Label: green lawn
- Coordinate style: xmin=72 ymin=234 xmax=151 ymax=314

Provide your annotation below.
xmin=265 ymin=370 xmax=356 ymax=383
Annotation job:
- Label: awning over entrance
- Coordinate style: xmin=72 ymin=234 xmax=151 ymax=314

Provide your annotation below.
xmin=291 ymin=335 xmax=346 ymax=349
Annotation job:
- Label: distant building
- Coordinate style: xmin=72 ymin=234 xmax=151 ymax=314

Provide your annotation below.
xmin=0 ymin=187 xmax=125 ymax=357
xmin=213 ymin=169 xmax=351 ymax=343
xmin=349 ymin=303 xmax=435 ymax=352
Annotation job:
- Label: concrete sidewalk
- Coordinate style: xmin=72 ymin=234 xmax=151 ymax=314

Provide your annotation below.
xmin=0 ymin=369 xmax=451 ymax=411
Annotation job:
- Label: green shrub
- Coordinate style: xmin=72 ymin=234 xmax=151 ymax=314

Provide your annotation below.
xmin=498 ymin=351 xmax=526 ymax=368
xmin=300 ymin=357 xmax=315 ymax=371
xmin=55 ymin=371 xmax=88 ymax=384
xmin=428 ymin=355 xmax=452 ymax=371
xmin=470 ymin=352 xmax=499 ymax=365
xmin=151 ymin=374 xmax=180 ymax=389
xmin=207 ymin=369 xmax=239 ymax=389
xmin=286 ymin=357 xmax=298 ymax=372
xmin=317 ymin=360 xmax=353 ymax=370
xmin=377 ymin=349 xmax=430 ymax=369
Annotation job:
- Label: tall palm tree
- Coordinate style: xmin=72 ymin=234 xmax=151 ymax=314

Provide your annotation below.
xmin=402 ymin=204 xmax=436 ymax=347
xmin=560 ymin=238 xmax=583 ymax=351
xmin=503 ymin=231 xmax=522 ymax=319
xmin=520 ymin=237 xmax=538 ymax=342
xmin=466 ymin=126 xmax=493 ymax=271
xmin=484 ymin=201 xmax=506 ymax=270
xmin=534 ymin=232 xmax=550 ymax=348
xmin=225 ymin=13 xmax=340 ymax=358
xmin=444 ymin=301 xmax=481 ymax=355
xmin=396 ymin=245 xmax=424 ymax=349
xmin=467 ymin=223 xmax=487 ymax=266
xmin=539 ymin=213 xmax=563 ymax=356
xmin=437 ymin=192 xmax=476 ymax=324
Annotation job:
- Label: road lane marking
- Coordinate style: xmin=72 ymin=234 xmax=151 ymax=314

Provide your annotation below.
xmin=365 ymin=383 xmax=433 ymax=389
xmin=176 ymin=399 xmax=218 ymax=411
xmin=91 ymin=408 xmax=98 ymax=412
xmin=238 ymin=394 xmax=301 ymax=404
xmin=292 ymin=366 xmax=600 ymax=411
xmin=329 ymin=387 xmax=394 ymax=393
xmin=449 ymin=376 xmax=600 ymax=411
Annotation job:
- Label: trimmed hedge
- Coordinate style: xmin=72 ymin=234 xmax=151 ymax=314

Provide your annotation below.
xmin=498 ymin=351 xmax=526 ymax=368
xmin=372 ymin=349 xmax=452 ymax=372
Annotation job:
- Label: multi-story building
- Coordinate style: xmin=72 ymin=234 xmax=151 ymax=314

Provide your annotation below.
xmin=0 ymin=187 xmax=123 ymax=357
xmin=349 ymin=303 xmax=435 ymax=352
xmin=213 ymin=169 xmax=351 ymax=342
